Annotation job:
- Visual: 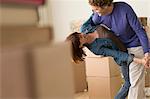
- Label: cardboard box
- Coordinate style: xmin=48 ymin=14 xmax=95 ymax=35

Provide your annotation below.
xmin=85 ymin=48 xmax=122 ymax=99
xmin=72 ymin=61 xmax=87 ymax=93
xmin=2 ymin=42 xmax=75 ymax=99
xmin=145 ymin=68 xmax=150 ymax=87
xmin=85 ymin=57 xmax=121 ymax=77
xmin=31 ymin=42 xmax=75 ymax=99
xmin=87 ymin=76 xmax=122 ymax=99
xmin=1 ymin=6 xmax=38 ymax=26
xmin=145 ymin=18 xmax=150 ymax=87
xmin=2 ymin=26 xmax=52 ymax=47
xmin=2 ymin=47 xmax=33 ymax=98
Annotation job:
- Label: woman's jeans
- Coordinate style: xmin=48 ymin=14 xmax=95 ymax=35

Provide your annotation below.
xmin=115 ymin=65 xmax=131 ymax=99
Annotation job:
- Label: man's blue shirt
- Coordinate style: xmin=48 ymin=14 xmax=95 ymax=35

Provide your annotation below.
xmin=81 ymin=2 xmax=149 ymax=53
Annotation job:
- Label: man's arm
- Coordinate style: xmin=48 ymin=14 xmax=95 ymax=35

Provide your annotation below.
xmin=126 ymin=3 xmax=149 ymax=54
xmin=126 ymin=3 xmax=150 ymax=67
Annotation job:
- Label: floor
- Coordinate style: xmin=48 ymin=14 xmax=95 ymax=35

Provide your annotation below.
xmin=75 ymin=92 xmax=89 ymax=99
xmin=74 ymin=91 xmax=150 ymax=99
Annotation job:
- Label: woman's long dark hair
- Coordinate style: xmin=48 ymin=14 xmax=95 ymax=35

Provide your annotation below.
xmin=66 ymin=32 xmax=86 ymax=63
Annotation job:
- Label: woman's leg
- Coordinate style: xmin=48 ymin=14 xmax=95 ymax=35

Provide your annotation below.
xmin=97 ymin=47 xmax=133 ymax=99
xmin=115 ymin=65 xmax=131 ymax=99
xmin=98 ymin=47 xmax=134 ymax=66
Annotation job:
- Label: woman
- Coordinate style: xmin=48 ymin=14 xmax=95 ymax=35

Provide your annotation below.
xmin=80 ymin=0 xmax=150 ymax=99
xmin=66 ymin=32 xmax=147 ymax=66
xmin=66 ymin=26 xmax=148 ymax=99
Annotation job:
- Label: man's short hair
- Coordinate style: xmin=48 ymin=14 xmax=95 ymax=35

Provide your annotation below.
xmin=88 ymin=0 xmax=113 ymax=7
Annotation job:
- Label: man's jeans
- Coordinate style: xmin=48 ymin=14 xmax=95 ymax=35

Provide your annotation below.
xmin=115 ymin=65 xmax=131 ymax=99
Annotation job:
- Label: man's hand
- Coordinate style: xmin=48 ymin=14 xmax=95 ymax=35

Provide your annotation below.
xmin=144 ymin=52 xmax=150 ymax=68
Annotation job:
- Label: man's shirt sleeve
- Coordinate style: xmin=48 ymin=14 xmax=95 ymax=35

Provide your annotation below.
xmin=126 ymin=3 xmax=149 ymax=53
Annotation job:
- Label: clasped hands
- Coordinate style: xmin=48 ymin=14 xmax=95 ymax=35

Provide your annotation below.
xmin=144 ymin=52 xmax=150 ymax=68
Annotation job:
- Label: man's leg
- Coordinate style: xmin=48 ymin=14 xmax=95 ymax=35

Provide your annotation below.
xmin=127 ymin=46 xmax=146 ymax=99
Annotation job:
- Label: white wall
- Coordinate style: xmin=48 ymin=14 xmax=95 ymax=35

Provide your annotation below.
xmin=49 ymin=0 xmax=150 ymax=42
xmin=38 ymin=0 xmax=53 ymax=27
xmin=49 ymin=0 xmax=92 ymax=42
xmin=114 ymin=0 xmax=150 ymax=17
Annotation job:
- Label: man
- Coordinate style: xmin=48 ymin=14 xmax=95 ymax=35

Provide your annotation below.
xmin=80 ymin=0 xmax=150 ymax=99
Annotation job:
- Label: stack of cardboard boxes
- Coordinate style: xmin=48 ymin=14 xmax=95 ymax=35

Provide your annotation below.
xmin=139 ymin=17 xmax=150 ymax=88
xmin=85 ymin=48 xmax=122 ymax=99
xmin=1 ymin=5 xmax=75 ymax=98
xmin=31 ymin=43 xmax=75 ymax=99
xmin=145 ymin=17 xmax=150 ymax=88
xmin=2 ymin=42 xmax=75 ymax=99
